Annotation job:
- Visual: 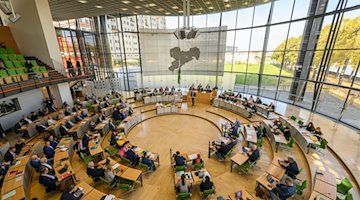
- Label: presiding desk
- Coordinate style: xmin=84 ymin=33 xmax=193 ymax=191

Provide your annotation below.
xmin=187 ymin=91 xmax=212 ymax=104
xmin=156 ymin=104 xmax=178 ymax=115
xmin=213 ymin=98 xmax=252 ymax=118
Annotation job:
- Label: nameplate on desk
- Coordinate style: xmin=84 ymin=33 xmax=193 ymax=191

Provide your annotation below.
xmin=2 ymin=190 xmax=16 ymax=200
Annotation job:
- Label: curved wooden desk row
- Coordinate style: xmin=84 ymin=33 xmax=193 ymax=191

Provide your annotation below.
xmin=87 ymin=97 xmax=122 ymax=113
xmin=213 ymin=98 xmax=252 ymax=118
xmin=261 ymin=120 xmax=288 ymax=153
xmin=116 ymin=112 xmax=142 ymax=135
xmin=156 ymin=105 xmax=178 ymax=115
xmin=143 ymin=94 xmax=182 ymax=105
xmin=1 ymin=142 xmax=43 ymax=200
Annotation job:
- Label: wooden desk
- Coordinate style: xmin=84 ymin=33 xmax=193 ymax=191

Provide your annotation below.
xmin=191 ymin=169 xmax=210 ymax=184
xmin=230 ymin=153 xmax=249 ymax=172
xmin=9 ymin=156 xmax=28 ymax=169
xmin=4 ymin=165 xmax=25 ymax=182
xmin=243 ymin=124 xmax=258 ymax=145
xmin=89 ymin=139 xmax=104 ymax=158
xmin=1 ymin=185 xmax=25 ymax=200
xmin=228 ymin=189 xmax=255 ymax=200
xmin=83 ymin=188 xmax=106 ymax=200
xmin=316 ymin=170 xmax=337 ymax=186
xmin=309 ymin=191 xmax=332 ymax=200
xmin=98 ymin=158 xmax=128 ymax=177
xmin=256 ymin=173 xmax=279 ymax=191
xmin=76 ymin=181 xmax=94 ymax=197
xmin=19 ymin=143 xmax=34 ymax=156
xmin=120 ymin=167 xmax=143 ymax=186
xmin=185 ymin=152 xmax=201 ymax=162
xmin=174 ymin=171 xmax=193 ymax=185
xmin=313 ymin=179 xmax=337 ymax=199
xmin=271 ymin=156 xmax=283 ymax=168
xmin=2 ymin=175 xmax=23 ymax=194
xmin=54 ymin=149 xmax=69 ymax=162
xmin=266 ymin=164 xmax=286 ymax=181
xmin=54 ymin=160 xmax=76 ymax=183
xmin=187 ymin=91 xmax=212 ymax=104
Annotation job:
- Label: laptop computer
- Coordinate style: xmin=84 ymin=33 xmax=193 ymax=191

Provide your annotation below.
xmin=267 ymin=174 xmax=277 ymax=185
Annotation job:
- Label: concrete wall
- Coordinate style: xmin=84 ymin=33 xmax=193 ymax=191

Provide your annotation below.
xmin=0 ymin=89 xmax=44 ymax=130
xmin=49 ymin=83 xmax=73 ymax=108
xmin=7 ymin=0 xmax=63 ymax=71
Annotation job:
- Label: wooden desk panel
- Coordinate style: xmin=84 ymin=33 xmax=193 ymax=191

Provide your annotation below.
xmin=228 ymin=190 xmax=255 ymax=200
xmin=76 ymin=181 xmax=94 ymax=197
xmin=316 ymin=170 xmax=337 ymax=186
xmin=2 ymin=175 xmax=23 ymax=194
xmin=266 ymin=164 xmax=286 ymax=181
xmin=83 ymin=189 xmax=106 ymax=200
xmin=120 ymin=167 xmax=142 ymax=182
xmin=231 ymin=153 xmax=249 ymax=166
xmin=1 ymin=185 xmax=25 ymax=200
xmin=313 ymin=179 xmax=337 ymax=200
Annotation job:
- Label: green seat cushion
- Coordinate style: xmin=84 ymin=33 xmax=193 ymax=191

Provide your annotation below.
xmin=30 ymin=60 xmax=38 ymax=66
xmin=0 ymin=48 xmax=6 ymax=54
xmin=7 ymin=54 xmax=17 ymax=61
xmin=39 ymin=66 xmax=47 ymax=72
xmin=6 ymin=48 xmax=15 ymax=54
xmin=7 ymin=69 xmax=17 ymax=76
xmin=32 ymin=66 xmax=40 ymax=73
xmin=0 ymin=54 xmax=7 ymax=61
xmin=4 ymin=60 xmax=14 ymax=68
xmin=13 ymin=60 xmax=23 ymax=68
xmin=16 ymin=68 xmax=26 ymax=75
xmin=0 ymin=70 xmax=8 ymax=77
xmin=17 ymin=54 xmax=25 ymax=60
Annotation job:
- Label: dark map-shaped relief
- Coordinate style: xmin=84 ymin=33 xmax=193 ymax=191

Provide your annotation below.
xmin=169 ymin=47 xmax=200 ymax=72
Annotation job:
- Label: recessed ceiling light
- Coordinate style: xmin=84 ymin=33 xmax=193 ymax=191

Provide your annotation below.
xmin=224 ymin=0 xmax=230 ymax=2
xmin=205 ymin=1 xmax=211 ymax=4
xmin=133 ymin=12 xmax=138 ymax=14
xmin=193 ymin=8 xmax=199 ymax=11
xmin=209 ymin=6 xmax=214 ymax=9
xmin=148 ymin=3 xmax=156 ymax=7
xmin=158 ymin=8 xmax=164 ymax=11
xmin=95 ymin=5 xmax=103 ymax=8
xmin=122 ymin=0 xmax=130 ymax=4
xmin=78 ymin=0 xmax=88 ymax=3
xmin=165 ymin=12 xmax=171 ymax=15
xmin=178 ymin=10 xmax=183 ymax=13
xmin=199 ymin=8 xmax=203 ymax=10
xmin=244 ymin=2 xmax=248 ymax=5
xmin=121 ymin=8 xmax=128 ymax=11
xmin=134 ymin=6 xmax=142 ymax=9
xmin=225 ymin=4 xmax=231 ymax=7
xmin=145 ymin=10 xmax=150 ymax=13
xmin=172 ymin=6 xmax=178 ymax=9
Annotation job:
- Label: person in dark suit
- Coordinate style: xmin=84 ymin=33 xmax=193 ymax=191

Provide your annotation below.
xmin=73 ymin=138 xmax=88 ymax=155
xmin=30 ymin=155 xmax=41 ymax=172
xmin=97 ymin=112 xmax=106 ymax=123
xmin=38 ymin=108 xmax=46 ymax=117
xmin=141 ymin=152 xmax=156 ymax=171
xmin=200 ymin=176 xmax=214 ymax=192
xmin=40 ymin=157 xmax=55 ymax=175
xmin=60 ymin=122 xmax=70 ymax=137
xmin=48 ymin=135 xmax=58 ymax=149
xmin=36 ymin=122 xmax=47 ymax=133
xmin=43 ymin=141 xmax=55 ymax=159
xmin=270 ymin=177 xmax=296 ymax=200
xmin=75 ymin=115 xmax=83 ymax=123
xmin=82 ymin=131 xmax=91 ymax=149
xmin=86 ymin=161 xmax=105 ymax=182
xmin=109 ymin=119 xmax=116 ymax=131
xmin=126 ymin=146 xmax=139 ymax=166
xmin=4 ymin=146 xmax=17 ymax=162
xmin=174 ymin=151 xmax=186 ymax=166
xmin=30 ymin=112 xmax=39 ymax=121
xmin=191 ymin=90 xmax=196 ymax=106
xmin=104 ymin=100 xmax=110 ymax=108
xmin=215 ymin=142 xmax=231 ymax=161
xmin=279 ymin=157 xmax=299 ymax=179
xmin=14 ymin=139 xmax=25 ymax=154
xmin=109 ymin=131 xmax=118 ymax=146
xmin=247 ymin=144 xmax=260 ymax=163
xmin=64 ymin=107 xmax=72 ymax=116
xmin=80 ymin=111 xmax=88 ymax=118
xmin=39 ymin=167 xmax=57 ymax=192
xmin=112 ymin=108 xmax=121 ymax=121
xmin=21 ymin=115 xmax=32 ymax=125
xmin=60 ymin=185 xmax=81 ymax=200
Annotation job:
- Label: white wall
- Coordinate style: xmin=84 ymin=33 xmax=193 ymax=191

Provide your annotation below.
xmin=49 ymin=83 xmax=73 ymax=108
xmin=7 ymin=0 xmax=63 ymax=70
xmin=0 ymin=89 xmax=44 ymax=130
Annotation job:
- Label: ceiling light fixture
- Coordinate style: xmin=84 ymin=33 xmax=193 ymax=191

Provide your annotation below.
xmin=225 ymin=4 xmax=231 ymax=7
xmin=224 ymin=0 xmax=229 ymax=2
xmin=122 ymin=0 xmax=130 ymax=4
xmin=165 ymin=12 xmax=171 ymax=15
xmin=148 ymin=3 xmax=156 ymax=7
xmin=134 ymin=6 xmax=142 ymax=9
xmin=172 ymin=6 xmax=179 ymax=9
xmin=121 ymin=8 xmax=128 ymax=11
xmin=158 ymin=8 xmax=164 ymax=11
xmin=205 ymin=1 xmax=211 ymax=4
xmin=209 ymin=6 xmax=214 ymax=9
xmin=78 ymin=0 xmax=88 ymax=3
xmin=95 ymin=5 xmax=103 ymax=8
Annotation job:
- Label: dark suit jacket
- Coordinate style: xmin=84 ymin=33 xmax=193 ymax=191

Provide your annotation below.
xmin=126 ymin=150 xmax=138 ymax=165
xmin=36 ymin=125 xmax=46 ymax=133
xmin=109 ymin=123 xmax=115 ymax=131
xmin=4 ymin=151 xmax=15 ymax=162
xmin=60 ymin=190 xmax=81 ymax=200
xmin=50 ymin=140 xmax=58 ymax=149
xmin=30 ymin=160 xmax=41 ymax=171
xmin=200 ymin=181 xmax=214 ymax=192
xmin=86 ymin=168 xmax=104 ymax=181
xmin=60 ymin=125 xmax=69 ymax=136
xmin=247 ymin=149 xmax=260 ymax=162
xmin=112 ymin=111 xmax=121 ymax=121
xmin=43 ymin=146 xmax=55 ymax=159
xmin=82 ymin=135 xmax=90 ymax=148
xmin=39 ymin=175 xmax=57 ymax=192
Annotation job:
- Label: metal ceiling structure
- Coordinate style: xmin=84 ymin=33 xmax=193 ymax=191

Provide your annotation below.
xmin=49 ymin=0 xmax=273 ymax=21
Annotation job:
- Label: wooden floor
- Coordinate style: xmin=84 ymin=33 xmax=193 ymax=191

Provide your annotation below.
xmin=23 ymin=102 xmax=359 ymax=199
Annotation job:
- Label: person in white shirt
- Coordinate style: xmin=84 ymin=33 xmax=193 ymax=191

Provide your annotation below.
xmin=105 ymin=164 xmax=116 ymax=184
xmin=47 ymin=117 xmax=56 ymax=126
xmin=21 ymin=115 xmax=32 ymax=125
xmin=156 ymin=102 xmax=163 ymax=108
xmin=40 ymin=157 xmax=54 ymax=174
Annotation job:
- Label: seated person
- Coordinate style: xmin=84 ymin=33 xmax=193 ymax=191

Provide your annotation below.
xmin=39 ymin=167 xmax=58 ymax=192
xmin=279 ymin=156 xmax=299 ymax=179
xmin=109 ymin=131 xmax=118 ymax=146
xmin=108 ymin=119 xmax=116 ymax=131
xmin=104 ymin=100 xmax=111 ymax=108
xmin=246 ymin=144 xmax=260 ymax=163
xmin=30 ymin=111 xmax=39 ymax=121
xmin=86 ymin=161 xmax=105 ymax=182
xmin=73 ymin=138 xmax=88 ymax=155
xmin=36 ymin=122 xmax=47 ymax=133
xmin=15 ymin=138 xmax=25 ymax=154
xmin=0 ymin=161 xmax=10 ymax=187
xmin=306 ymin=122 xmax=315 ymax=132
xmin=215 ymin=142 xmax=231 ymax=161
xmin=75 ymin=115 xmax=83 ymax=123
xmin=313 ymin=127 xmax=323 ymax=140
xmin=80 ymin=111 xmax=88 ymax=118
xmin=38 ymin=108 xmax=46 ymax=117
xmin=60 ymin=122 xmax=70 ymax=137
xmin=118 ymin=141 xmax=130 ymax=157
xmin=64 ymin=107 xmax=72 ymax=116
xmin=4 ymin=146 xmax=17 ymax=162
xmin=193 ymin=154 xmax=203 ymax=165
xmin=141 ymin=152 xmax=156 ymax=171
xmin=62 ymin=101 xmax=69 ymax=108
xmin=175 ymin=174 xmax=191 ymax=193
xmin=66 ymin=119 xmax=75 ymax=129
xmin=255 ymin=97 xmax=262 ymax=104
xmin=105 ymin=164 xmax=116 ymax=184
xmin=47 ymin=116 xmax=56 ymax=126
xmin=82 ymin=131 xmax=92 ymax=149
xmin=40 ymin=157 xmax=55 ymax=175
xmin=270 ymin=177 xmax=296 ymax=200
xmin=43 ymin=141 xmax=55 ymax=159
xmin=269 ymin=102 xmax=275 ymax=110
xmin=283 ymin=126 xmax=291 ymax=141
xmin=155 ymin=102 xmax=163 ymax=107
xmin=30 ymin=155 xmax=41 ymax=171
xmin=174 ymin=151 xmax=186 ymax=166
xmin=60 ymin=185 xmax=81 ymax=200
xmin=200 ymin=176 xmax=214 ymax=192
xmin=112 ymin=108 xmax=121 ymax=121
xmin=48 ymin=135 xmax=58 ymax=148
xmin=97 ymin=112 xmax=106 ymax=123
xmin=125 ymin=146 xmax=139 ymax=166
xmin=21 ymin=115 xmax=33 ymax=125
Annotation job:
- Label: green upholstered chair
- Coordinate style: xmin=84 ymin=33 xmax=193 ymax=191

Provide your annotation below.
xmin=30 ymin=60 xmax=38 ymax=66
xmin=121 ymin=157 xmax=132 ymax=166
xmin=337 ymin=177 xmax=353 ymax=195
xmin=6 ymin=48 xmax=15 ymax=54
xmin=4 ymin=60 xmax=15 ymax=69
xmin=256 ymin=137 xmax=264 ymax=148
xmin=7 ymin=54 xmax=16 ymax=61
xmin=13 ymin=60 xmax=23 ymax=68
xmin=193 ymin=162 xmax=204 ymax=170
xmin=296 ymin=180 xmax=307 ymax=195
xmin=0 ymin=54 xmax=7 ymax=61
xmin=79 ymin=152 xmax=94 ymax=164
xmin=286 ymin=137 xmax=295 ymax=148
xmin=139 ymin=163 xmax=150 ymax=172
xmin=99 ymin=177 xmax=116 ymax=188
xmin=174 ymin=165 xmax=186 ymax=172
xmin=176 ymin=192 xmax=191 ymax=200
xmin=238 ymin=162 xmax=251 ymax=174
xmin=0 ymin=48 xmax=6 ymax=54
xmin=290 ymin=116 xmax=297 ymax=121
xmin=17 ymin=54 xmax=25 ymax=62
xmin=201 ymin=188 xmax=215 ymax=198
xmin=104 ymin=146 xmax=118 ymax=157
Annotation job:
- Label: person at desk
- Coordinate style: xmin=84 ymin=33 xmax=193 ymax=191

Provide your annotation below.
xmin=15 ymin=138 xmax=26 ymax=154
xmin=153 ymin=88 xmax=158 ymax=93
xmin=62 ymin=101 xmax=69 ymax=109
xmin=171 ymin=86 xmax=176 ymax=92
xmin=30 ymin=111 xmax=39 ymax=121
xmin=235 ymin=92 xmax=242 ymax=98
xmin=82 ymin=131 xmax=92 ymax=149
xmin=80 ymin=110 xmax=88 ymax=118
xmin=103 ymin=96 xmax=109 ymax=101
xmin=256 ymin=97 xmax=262 ymax=104
xmin=141 ymin=152 xmax=156 ymax=171
xmin=60 ymin=122 xmax=70 ymax=137
xmin=197 ymin=83 xmax=202 ymax=91
xmin=66 ymin=119 xmax=75 ymax=129
xmin=36 ymin=122 xmax=47 ymax=133
xmin=283 ymin=126 xmax=291 ymax=141
xmin=109 ymin=119 xmax=116 ymax=131
xmin=159 ymin=87 xmax=164 ymax=93
xmin=86 ymin=161 xmax=105 ymax=182
xmin=43 ymin=141 xmax=55 ymax=159
xmin=270 ymin=177 xmax=296 ymax=200
xmin=174 ymin=151 xmax=186 ymax=166
xmin=72 ymin=104 xmax=80 ymax=112
xmin=193 ymin=154 xmax=203 ymax=165
xmin=47 ymin=116 xmax=56 ymax=126
xmin=48 ymin=135 xmax=58 ymax=148
xmin=104 ymin=164 xmax=117 ymax=184
xmin=21 ymin=114 xmax=33 ymax=125
xmin=97 ymin=112 xmax=106 ymax=123
xmin=126 ymin=146 xmax=140 ymax=166
xmin=175 ymin=174 xmax=191 ymax=193
xmin=73 ymin=138 xmax=88 ymax=155
xmin=306 ymin=122 xmax=315 ymax=132
xmin=30 ymin=155 xmax=41 ymax=171
xmin=64 ymin=106 xmax=72 ymax=116
xmin=248 ymin=96 xmax=254 ymax=104
xmin=109 ymin=131 xmax=118 ymax=146
xmin=94 ymin=97 xmax=101 ymax=104
xmin=4 ymin=146 xmax=17 ymax=162
xmin=313 ymin=127 xmax=323 ymax=140
xmin=165 ymin=86 xmax=169 ymax=92
xmin=279 ymin=156 xmax=299 ymax=179
xmin=246 ymin=144 xmax=260 ymax=163
xmin=40 ymin=157 xmax=55 ymax=175
xmin=191 ymin=90 xmax=196 ymax=106
xmin=38 ymin=108 xmax=46 ymax=117
xmin=112 ymin=108 xmax=121 ymax=121
xmin=118 ymin=141 xmax=130 ymax=157
xmin=215 ymin=142 xmax=231 ymax=161
xmin=200 ymin=176 xmax=214 ymax=192
xmin=75 ymin=114 xmax=83 ymax=123
xmin=60 ymin=185 xmax=81 ymax=200
xmin=269 ymin=102 xmax=275 ymax=111
xmin=156 ymin=101 xmax=163 ymax=108
xmin=39 ymin=167 xmax=58 ymax=192
xmin=104 ymin=100 xmax=111 ymax=108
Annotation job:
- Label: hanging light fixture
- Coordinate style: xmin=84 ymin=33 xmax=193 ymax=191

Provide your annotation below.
xmin=173 ymin=0 xmax=200 ymax=40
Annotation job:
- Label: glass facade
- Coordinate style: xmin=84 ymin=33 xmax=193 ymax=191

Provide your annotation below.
xmin=53 ymin=0 xmax=360 ymax=129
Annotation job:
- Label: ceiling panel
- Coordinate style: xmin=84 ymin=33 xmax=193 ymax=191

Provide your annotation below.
xmin=49 ymin=0 xmax=274 ymax=21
